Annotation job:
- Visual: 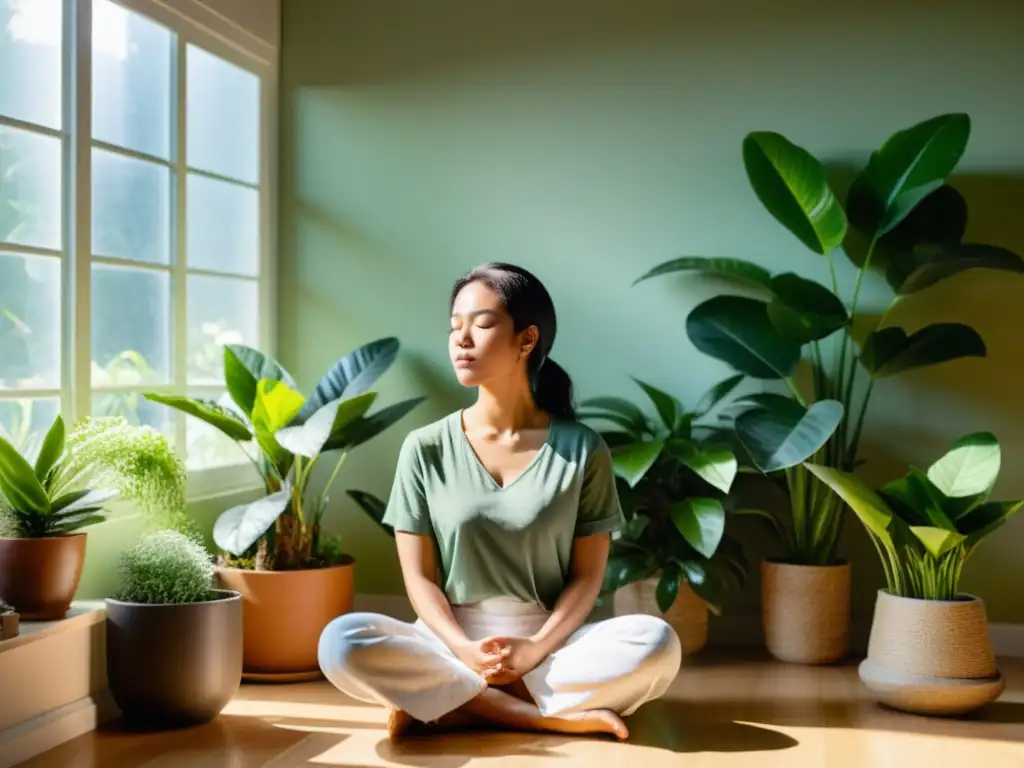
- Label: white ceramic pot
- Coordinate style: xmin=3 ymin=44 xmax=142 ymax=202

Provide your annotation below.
xmin=858 ymin=589 xmax=1004 ymax=716
xmin=613 ymin=575 xmax=708 ymax=656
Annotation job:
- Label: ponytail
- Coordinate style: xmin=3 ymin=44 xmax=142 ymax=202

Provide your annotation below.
xmin=531 ymin=357 xmax=576 ymax=421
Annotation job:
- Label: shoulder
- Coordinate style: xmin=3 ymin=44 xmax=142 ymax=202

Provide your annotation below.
xmin=395 ymin=412 xmax=457 ymax=467
xmin=548 ymin=417 xmax=607 ymax=460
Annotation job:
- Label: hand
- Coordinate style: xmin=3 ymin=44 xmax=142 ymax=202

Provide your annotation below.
xmin=479 ymin=636 xmax=548 ymax=686
xmin=453 ymin=636 xmax=511 ymax=678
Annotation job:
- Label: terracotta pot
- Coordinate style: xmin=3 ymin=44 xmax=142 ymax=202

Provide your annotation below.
xmin=858 ymin=589 xmax=1004 ymax=716
xmin=762 ymin=559 xmax=851 ymax=665
xmin=105 ymin=589 xmax=243 ymax=728
xmin=613 ymin=575 xmax=709 ymax=656
xmin=216 ymin=560 xmax=354 ymax=679
xmin=0 ymin=534 xmax=88 ymax=620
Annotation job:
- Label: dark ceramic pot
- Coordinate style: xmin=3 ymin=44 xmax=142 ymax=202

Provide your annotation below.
xmin=105 ymin=589 xmax=243 ymax=728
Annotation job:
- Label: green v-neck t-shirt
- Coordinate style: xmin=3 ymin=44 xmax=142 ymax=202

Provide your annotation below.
xmin=380 ymin=411 xmax=625 ymax=610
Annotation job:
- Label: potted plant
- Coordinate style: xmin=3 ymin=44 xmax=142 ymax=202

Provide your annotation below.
xmin=106 ymin=529 xmax=242 ymax=728
xmin=0 ymin=415 xmax=190 ymax=620
xmin=632 ymin=112 xmax=1024 ymax=664
xmin=806 ymin=432 xmax=1020 ymax=715
xmin=144 ymin=337 xmax=424 ymax=680
xmin=580 ymin=376 xmax=750 ymax=655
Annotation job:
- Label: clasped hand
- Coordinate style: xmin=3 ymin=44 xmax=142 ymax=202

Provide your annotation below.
xmin=456 ymin=635 xmax=546 ymax=686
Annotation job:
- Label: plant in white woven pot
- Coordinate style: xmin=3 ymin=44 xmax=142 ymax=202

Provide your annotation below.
xmin=582 ymin=376 xmax=751 ymax=656
xmin=808 ymin=432 xmax=1022 ymax=716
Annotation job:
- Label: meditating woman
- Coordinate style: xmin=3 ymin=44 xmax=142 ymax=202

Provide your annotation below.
xmin=318 ymin=262 xmax=681 ymax=741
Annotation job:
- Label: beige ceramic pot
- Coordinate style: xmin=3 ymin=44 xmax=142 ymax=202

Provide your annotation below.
xmin=858 ymin=589 xmax=1004 ymax=716
xmin=216 ymin=560 xmax=354 ymax=681
xmin=761 ymin=559 xmax=851 ymax=665
xmin=613 ymin=575 xmax=708 ymax=656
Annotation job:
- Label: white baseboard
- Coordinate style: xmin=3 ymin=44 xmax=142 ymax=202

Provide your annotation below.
xmin=351 ymin=593 xmax=1024 ymax=659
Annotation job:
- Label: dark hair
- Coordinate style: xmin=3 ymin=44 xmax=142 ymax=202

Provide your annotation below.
xmin=450 ymin=262 xmax=576 ymax=420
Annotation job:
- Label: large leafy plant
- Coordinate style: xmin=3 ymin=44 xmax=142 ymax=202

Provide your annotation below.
xmin=806 ymin=433 xmax=1022 ymax=600
xmin=145 ymin=338 xmax=423 ymax=570
xmin=0 ymin=416 xmax=189 ymax=538
xmin=582 ymin=376 xmax=750 ymax=614
xmin=633 ymin=113 xmax=1024 ymax=566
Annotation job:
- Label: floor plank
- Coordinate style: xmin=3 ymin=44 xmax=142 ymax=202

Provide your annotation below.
xmin=19 ymin=652 xmax=1024 ymax=767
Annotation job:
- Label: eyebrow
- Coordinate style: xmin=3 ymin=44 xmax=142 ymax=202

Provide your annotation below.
xmin=451 ymin=309 xmax=500 ymax=319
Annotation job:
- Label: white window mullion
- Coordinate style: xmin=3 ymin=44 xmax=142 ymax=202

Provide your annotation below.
xmin=67 ymin=0 xmax=92 ymax=424
xmin=173 ymin=34 xmax=188 ymax=456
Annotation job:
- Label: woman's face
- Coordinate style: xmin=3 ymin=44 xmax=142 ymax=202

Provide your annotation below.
xmin=449 ymin=281 xmax=537 ymax=387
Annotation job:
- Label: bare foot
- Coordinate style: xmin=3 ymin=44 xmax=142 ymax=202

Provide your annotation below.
xmin=550 ymin=709 xmax=629 ymax=740
xmin=386 ymin=709 xmax=416 ymax=741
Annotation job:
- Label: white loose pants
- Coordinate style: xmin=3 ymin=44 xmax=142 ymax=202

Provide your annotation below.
xmin=317 ymin=596 xmax=682 ymax=724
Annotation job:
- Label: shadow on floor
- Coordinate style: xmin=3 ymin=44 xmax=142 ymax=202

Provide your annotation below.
xmin=374 ymin=698 xmax=799 ymax=766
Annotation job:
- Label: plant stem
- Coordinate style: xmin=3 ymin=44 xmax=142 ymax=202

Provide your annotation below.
xmin=783 ymin=377 xmax=807 ymax=407
xmin=315 ymin=452 xmax=348 ymax=526
xmin=846 ymin=379 xmax=875 ymax=464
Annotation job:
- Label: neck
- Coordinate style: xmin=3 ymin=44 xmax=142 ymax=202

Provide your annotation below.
xmin=469 ymin=378 xmax=545 ymax=433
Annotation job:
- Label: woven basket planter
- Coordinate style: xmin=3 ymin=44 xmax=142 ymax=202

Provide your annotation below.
xmin=761 ymin=560 xmax=851 ymax=665
xmin=858 ymin=589 xmax=1004 ymax=716
xmin=613 ymin=576 xmax=708 ymax=656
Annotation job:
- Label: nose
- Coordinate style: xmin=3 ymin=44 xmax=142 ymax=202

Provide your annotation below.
xmin=455 ymin=324 xmax=472 ymax=347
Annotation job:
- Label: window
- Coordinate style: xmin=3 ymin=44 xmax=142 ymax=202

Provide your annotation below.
xmin=0 ymin=0 xmax=276 ymax=496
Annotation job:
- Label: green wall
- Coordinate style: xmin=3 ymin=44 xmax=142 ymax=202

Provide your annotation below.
xmin=278 ymin=0 xmax=1024 ymax=624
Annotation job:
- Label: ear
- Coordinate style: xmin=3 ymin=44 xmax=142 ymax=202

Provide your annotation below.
xmin=519 ymin=326 xmax=539 ymax=358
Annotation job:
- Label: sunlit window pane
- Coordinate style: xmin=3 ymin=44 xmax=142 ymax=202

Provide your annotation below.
xmin=92 ymin=149 xmax=172 ymax=264
xmin=0 ymin=0 xmax=62 ymax=130
xmin=0 ymin=251 xmax=60 ymax=390
xmin=187 ymin=275 xmax=258 ymax=385
xmin=0 ymin=125 xmax=61 ymax=250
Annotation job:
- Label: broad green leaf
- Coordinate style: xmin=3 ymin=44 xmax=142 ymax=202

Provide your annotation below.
xmin=668 ymin=439 xmax=737 ymax=493
xmin=876 ymin=184 xmax=968 ymax=285
xmin=632 ymin=378 xmax=681 ymax=432
xmin=632 ymin=257 xmax=773 ymax=291
xmin=803 ymin=463 xmax=894 ymax=544
xmin=686 ymin=296 xmax=802 ymax=379
xmin=695 ymin=374 xmax=745 ymax=415
xmin=323 ymin=397 xmax=426 ymax=453
xmin=927 ymin=431 xmax=1000 ymax=500
xmin=670 ymin=497 xmax=726 ymax=558
xmin=735 ymin=399 xmax=843 ymax=473
xmin=767 ymin=273 xmax=848 ymax=342
xmin=677 ymin=559 xmax=722 ymax=614
xmin=893 ymin=243 xmax=1024 ymax=295
xmin=52 ymin=513 xmax=105 ymax=534
xmin=656 ymin=567 xmax=681 ymax=613
xmin=297 ymin=337 xmax=400 ymax=423
xmin=910 ymin=526 xmax=966 ymax=559
xmin=224 ymin=344 xmax=296 ymax=418
xmin=846 ymin=113 xmax=971 ymax=237
xmin=275 ymin=392 xmax=378 ymax=458
xmin=860 ymin=324 xmax=985 ymax=378
xmin=959 ymin=500 xmax=1024 ymax=546
xmin=347 ymin=490 xmax=392 ymax=537
xmin=578 ymin=410 xmax=647 ymax=435
xmin=213 ymin=485 xmax=293 ymax=556
xmin=602 ymin=551 xmax=655 ymax=595
xmin=34 ymin=415 xmax=65 ymax=485
xmin=880 ymin=466 xmax=955 ymax=530
xmin=252 ymin=380 xmax=306 ymax=434
xmin=144 ymin=394 xmax=253 ymax=442
xmin=742 ymin=131 xmax=847 ymax=255
xmin=610 ymin=440 xmax=664 ymax=488
xmin=577 ymin=396 xmax=647 ymax=429
xmin=51 ymin=488 xmax=116 ymax=516
xmin=0 ymin=434 xmax=50 ymax=515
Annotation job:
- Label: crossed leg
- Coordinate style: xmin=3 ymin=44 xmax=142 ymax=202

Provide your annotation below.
xmin=318 ymin=611 xmax=681 ymax=739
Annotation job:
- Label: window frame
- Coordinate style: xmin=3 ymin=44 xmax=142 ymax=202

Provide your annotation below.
xmin=0 ymin=0 xmax=278 ymax=500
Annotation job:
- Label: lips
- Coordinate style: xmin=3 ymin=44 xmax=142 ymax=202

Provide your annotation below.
xmin=454 ymin=354 xmax=475 ymax=367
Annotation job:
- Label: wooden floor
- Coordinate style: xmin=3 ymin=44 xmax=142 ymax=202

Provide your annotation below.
xmin=21 ymin=652 xmax=1024 ymax=767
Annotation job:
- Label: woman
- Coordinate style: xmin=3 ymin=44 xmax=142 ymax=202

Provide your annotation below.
xmin=318 ymin=263 xmax=681 ymax=741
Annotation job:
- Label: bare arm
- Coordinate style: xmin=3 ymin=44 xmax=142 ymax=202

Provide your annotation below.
xmin=395 ymin=531 xmax=469 ymax=651
xmin=530 ymin=533 xmax=610 ymax=656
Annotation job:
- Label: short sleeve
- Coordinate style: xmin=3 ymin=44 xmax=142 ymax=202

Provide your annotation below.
xmin=380 ymin=435 xmax=434 ymax=536
xmin=574 ymin=438 xmax=625 ymax=537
